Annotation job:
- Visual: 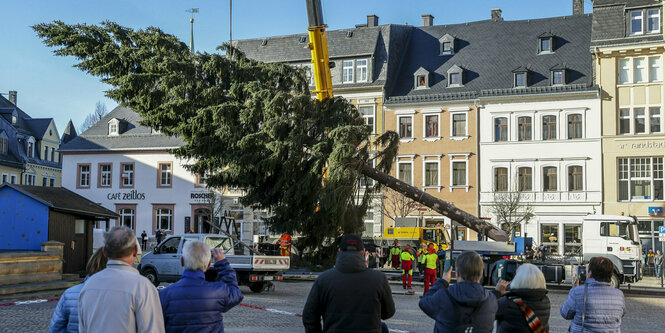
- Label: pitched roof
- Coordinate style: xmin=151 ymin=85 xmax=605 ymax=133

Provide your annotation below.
xmin=233 ymin=24 xmax=413 ymax=93
xmin=0 ymin=184 xmax=119 ymax=219
xmin=61 ymin=120 xmax=78 ymax=144
xmin=591 ymin=0 xmax=663 ymax=47
xmin=386 ymin=14 xmax=595 ymax=104
xmin=59 ymin=106 xmax=185 ymax=152
xmin=23 ymin=118 xmax=52 ymax=140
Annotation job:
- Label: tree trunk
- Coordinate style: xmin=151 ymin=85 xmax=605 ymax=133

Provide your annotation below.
xmin=358 ymin=162 xmax=509 ymax=242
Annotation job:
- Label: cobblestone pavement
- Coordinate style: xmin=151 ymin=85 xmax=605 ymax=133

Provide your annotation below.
xmin=2 ymin=281 xmax=665 ymax=332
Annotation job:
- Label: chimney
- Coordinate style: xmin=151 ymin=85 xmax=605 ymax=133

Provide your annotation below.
xmin=367 ymin=15 xmax=379 ymax=27
xmin=8 ymin=91 xmax=17 ymax=106
xmin=573 ymin=0 xmax=584 ymax=15
xmin=422 ymin=14 xmax=434 ymax=27
xmin=491 ymin=8 xmax=503 ymax=21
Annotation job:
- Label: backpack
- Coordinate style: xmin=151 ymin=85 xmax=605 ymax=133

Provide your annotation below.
xmin=445 ymin=289 xmax=481 ymax=333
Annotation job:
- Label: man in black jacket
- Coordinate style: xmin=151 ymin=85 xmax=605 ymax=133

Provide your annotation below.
xmin=302 ymin=234 xmax=396 ymax=333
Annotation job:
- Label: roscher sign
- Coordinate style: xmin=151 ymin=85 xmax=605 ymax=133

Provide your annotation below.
xmin=107 ymin=190 xmax=146 ymax=200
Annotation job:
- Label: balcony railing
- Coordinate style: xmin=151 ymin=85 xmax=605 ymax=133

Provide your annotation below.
xmin=479 ymin=190 xmax=601 ymax=204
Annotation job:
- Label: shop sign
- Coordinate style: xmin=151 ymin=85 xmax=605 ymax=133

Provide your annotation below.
xmin=191 ymin=191 xmax=216 ymax=203
xmin=649 ymin=207 xmax=663 ymax=217
xmin=107 ymin=190 xmax=146 ymax=200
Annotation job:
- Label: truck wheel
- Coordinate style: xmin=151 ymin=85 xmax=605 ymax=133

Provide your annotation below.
xmin=249 ymin=282 xmax=266 ymax=293
xmin=610 ymin=273 xmax=620 ymax=289
xmin=141 ymin=268 xmax=159 ymax=287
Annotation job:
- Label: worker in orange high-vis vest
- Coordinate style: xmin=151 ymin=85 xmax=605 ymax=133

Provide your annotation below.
xmin=400 ymin=244 xmax=415 ymax=290
xmin=389 ymin=240 xmax=401 ymax=270
xmin=422 ymin=243 xmax=438 ymax=295
xmin=277 ymin=233 xmax=292 ymax=256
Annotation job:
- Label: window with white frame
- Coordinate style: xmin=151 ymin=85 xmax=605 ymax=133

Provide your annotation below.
xmin=634 ymin=108 xmax=646 ymax=134
xmin=442 ymin=41 xmax=453 ymax=54
xmin=44 ymin=146 xmax=49 ymax=161
xmin=518 ymin=167 xmax=533 ymax=191
xmin=451 ymin=113 xmax=466 ymax=137
xmin=416 ymin=75 xmax=428 ymax=88
xmin=494 ymin=117 xmax=508 ymax=142
xmin=359 ymin=106 xmax=375 ymax=134
xmin=49 ymin=178 xmax=55 ymax=187
xmin=619 ymin=109 xmax=631 ymax=134
xmin=424 ymin=161 xmax=439 ymax=187
xmin=360 ymin=160 xmax=375 ymax=188
xmin=540 ymin=38 xmax=552 ymax=53
xmin=109 ymin=122 xmax=118 ymax=135
xmin=398 ymin=161 xmax=413 ymax=185
xmin=119 ymin=208 xmax=135 ymax=229
xmin=518 ymin=116 xmax=532 ymax=141
xmin=494 ymin=167 xmax=508 ymax=192
xmin=425 ymin=114 xmax=439 ymax=138
xmin=78 ymin=164 xmax=90 ymax=188
xmin=158 ymin=162 xmax=172 ymax=187
xmin=156 ymin=208 xmax=173 ymax=231
xmin=542 ymin=115 xmax=557 ymax=140
xmin=567 ymin=114 xmax=583 ymax=139
xmin=619 ymin=59 xmax=631 ymax=84
xmin=552 ymin=70 xmax=565 ymax=85
xmin=51 ymin=147 xmax=56 ymax=162
xmin=356 ymin=59 xmax=368 ymax=82
xmin=568 ymin=165 xmax=583 ymax=191
xmin=24 ymin=174 xmax=35 ymax=186
xmin=649 ymin=57 xmax=662 ymax=82
xmin=514 ymin=72 xmax=527 ymax=88
xmin=634 ymin=58 xmax=647 ymax=83
xmin=121 ymin=163 xmax=134 ymax=187
xmin=0 ymin=132 xmax=7 ymax=154
xmin=449 ymin=73 xmax=461 ymax=86
xmin=342 ymin=60 xmax=354 ymax=83
xmin=619 ymin=157 xmax=663 ymax=201
xmin=10 ymin=175 xmax=16 ymax=184
xmin=452 ymin=161 xmax=467 ymax=186
xmin=99 ymin=164 xmax=112 ymax=187
xmin=631 ymin=10 xmax=644 ymax=35
xmin=647 ymin=9 xmax=661 ymax=34
xmin=398 ymin=116 xmax=413 ymax=138
xmin=651 ymin=107 xmax=662 ymax=133
xmin=543 ymin=166 xmax=558 ymax=191
xmin=42 ymin=177 xmax=48 ymax=187
xmin=27 ymin=138 xmax=34 ymax=158
xmin=1 ymin=174 xmax=6 ymax=183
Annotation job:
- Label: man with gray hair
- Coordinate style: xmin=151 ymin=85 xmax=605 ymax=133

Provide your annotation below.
xmin=159 ymin=240 xmax=243 ymax=332
xmin=78 ymin=226 xmax=164 ymax=333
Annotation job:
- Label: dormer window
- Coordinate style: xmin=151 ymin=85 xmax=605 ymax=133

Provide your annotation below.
xmin=27 ymin=136 xmax=35 ymax=158
xmin=0 ymin=131 xmax=7 ymax=154
xmin=413 ymin=67 xmax=430 ymax=89
xmin=108 ymin=118 xmax=120 ymax=136
xmin=647 ymin=9 xmax=660 ymax=33
xmin=538 ymin=32 xmax=554 ymax=54
xmin=447 ymin=65 xmax=464 ymax=87
xmin=439 ymin=34 xmax=455 ymax=55
xmin=11 ymin=110 xmax=17 ymax=124
xmin=515 ymin=72 xmax=527 ymax=88
xmin=512 ymin=66 xmax=529 ymax=88
xmin=550 ymin=66 xmax=567 ymax=86
xmin=631 ymin=8 xmax=661 ymax=35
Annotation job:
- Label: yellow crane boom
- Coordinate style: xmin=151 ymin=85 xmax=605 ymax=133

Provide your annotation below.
xmin=306 ymin=0 xmax=334 ymax=101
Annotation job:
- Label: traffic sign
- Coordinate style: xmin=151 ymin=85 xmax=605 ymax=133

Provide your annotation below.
xmin=659 ymin=226 xmax=665 ymax=242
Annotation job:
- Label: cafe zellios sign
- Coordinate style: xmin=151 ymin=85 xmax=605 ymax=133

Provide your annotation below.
xmin=107 ymin=190 xmax=146 ymax=200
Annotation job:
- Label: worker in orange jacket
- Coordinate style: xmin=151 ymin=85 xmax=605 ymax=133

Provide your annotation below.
xmin=277 ymin=233 xmax=292 ymax=256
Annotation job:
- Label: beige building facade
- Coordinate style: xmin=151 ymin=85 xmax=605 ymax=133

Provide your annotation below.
xmin=593 ymin=0 xmax=665 ymax=250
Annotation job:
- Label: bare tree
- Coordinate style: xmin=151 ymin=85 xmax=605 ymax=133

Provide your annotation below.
xmin=490 ymin=191 xmax=535 ymax=241
xmin=79 ymin=101 xmax=108 ymax=133
xmin=382 ymin=187 xmax=419 ymax=223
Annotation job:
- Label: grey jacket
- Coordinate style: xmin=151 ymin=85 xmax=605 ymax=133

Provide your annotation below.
xmin=655 ymin=254 xmax=664 ymax=266
xmin=560 ymin=278 xmax=625 ymax=333
xmin=78 ymin=260 xmax=165 ymax=333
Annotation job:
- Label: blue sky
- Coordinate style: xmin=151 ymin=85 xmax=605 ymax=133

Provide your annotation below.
xmin=0 ymin=0 xmax=592 ymax=134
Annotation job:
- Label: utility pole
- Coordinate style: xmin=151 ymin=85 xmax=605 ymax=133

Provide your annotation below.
xmin=187 ymin=8 xmax=199 ymax=53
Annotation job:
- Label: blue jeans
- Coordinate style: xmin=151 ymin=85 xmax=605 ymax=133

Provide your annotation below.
xmin=657 ymin=264 xmax=663 ymax=278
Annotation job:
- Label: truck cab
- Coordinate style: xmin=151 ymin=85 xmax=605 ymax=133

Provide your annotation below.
xmin=139 ymin=233 xmax=289 ymax=292
xmin=581 ymin=215 xmax=642 ymax=285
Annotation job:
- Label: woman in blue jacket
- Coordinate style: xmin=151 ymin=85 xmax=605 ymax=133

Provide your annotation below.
xmin=48 ymin=248 xmax=107 ymax=333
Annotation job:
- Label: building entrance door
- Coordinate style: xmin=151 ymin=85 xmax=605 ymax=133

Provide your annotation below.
xmin=194 ymin=208 xmax=212 ymax=233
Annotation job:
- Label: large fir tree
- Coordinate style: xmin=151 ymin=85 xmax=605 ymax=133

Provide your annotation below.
xmin=34 ymin=21 xmax=507 ymax=249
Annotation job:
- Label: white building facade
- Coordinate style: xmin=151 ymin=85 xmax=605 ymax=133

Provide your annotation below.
xmin=60 ymin=106 xmax=263 ymax=242
xmin=478 ymin=92 xmax=603 ymax=255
